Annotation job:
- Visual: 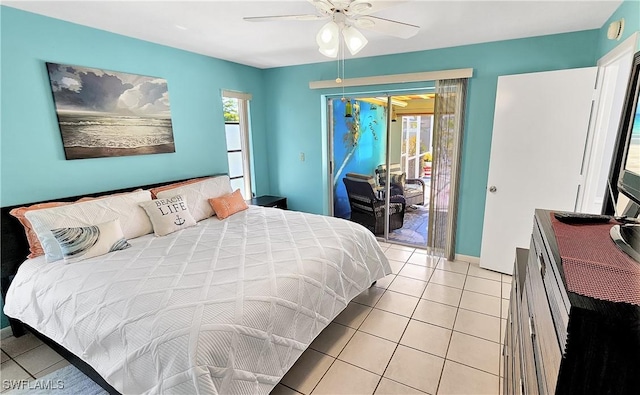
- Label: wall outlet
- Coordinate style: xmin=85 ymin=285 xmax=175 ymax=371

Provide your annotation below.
xmin=299 ymin=152 xmax=305 ymax=162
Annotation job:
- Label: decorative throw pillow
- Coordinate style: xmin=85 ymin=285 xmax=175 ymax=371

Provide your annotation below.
xmin=156 ymin=175 xmax=233 ymax=221
xmin=9 ymin=202 xmax=71 ymax=259
xmin=208 ymin=189 xmax=249 ymax=219
xmin=52 ymin=219 xmax=131 ymax=264
xmin=390 ymin=173 xmax=406 ymax=187
xmin=76 ymin=188 xmax=145 ymax=202
xmin=149 ymin=177 xmax=211 ymax=199
xmin=25 ymin=190 xmax=153 ymax=262
xmin=139 ymin=195 xmax=197 ymax=236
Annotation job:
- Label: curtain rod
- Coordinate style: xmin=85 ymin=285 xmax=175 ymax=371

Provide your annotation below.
xmin=309 ymin=68 xmax=473 ymax=90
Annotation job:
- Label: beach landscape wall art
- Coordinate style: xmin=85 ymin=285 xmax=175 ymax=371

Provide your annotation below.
xmin=46 ymin=62 xmax=175 ymax=160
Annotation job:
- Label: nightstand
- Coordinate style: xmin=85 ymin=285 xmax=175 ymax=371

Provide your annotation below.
xmin=247 ymin=195 xmax=287 ymax=209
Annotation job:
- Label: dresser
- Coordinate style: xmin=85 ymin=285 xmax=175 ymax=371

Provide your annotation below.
xmin=503 ymin=209 xmax=640 ymax=394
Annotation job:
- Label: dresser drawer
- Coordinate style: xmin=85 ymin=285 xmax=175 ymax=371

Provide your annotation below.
xmin=519 ymin=276 xmax=539 ymax=395
xmin=532 ymin=218 xmax=569 ymax=350
xmin=504 ymin=279 xmax=521 ymax=395
xmin=525 ymin=238 xmax=562 ymax=394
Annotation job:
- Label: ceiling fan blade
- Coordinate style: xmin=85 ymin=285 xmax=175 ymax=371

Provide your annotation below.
xmin=243 ymin=14 xmax=327 ymax=22
xmin=354 ymin=16 xmax=419 ymax=39
xmin=345 ymin=0 xmax=409 ymax=16
xmin=308 ymin=0 xmax=335 ymax=14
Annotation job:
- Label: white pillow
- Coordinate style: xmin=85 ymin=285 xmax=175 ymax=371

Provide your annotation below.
xmin=139 ymin=194 xmax=197 ymax=236
xmin=25 ymin=189 xmax=153 ymax=262
xmin=155 ymin=175 xmax=232 ymax=221
xmin=52 ymin=219 xmax=130 ymax=264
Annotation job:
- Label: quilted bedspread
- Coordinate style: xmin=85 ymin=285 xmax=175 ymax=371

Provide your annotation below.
xmin=4 ymin=206 xmax=390 ymax=394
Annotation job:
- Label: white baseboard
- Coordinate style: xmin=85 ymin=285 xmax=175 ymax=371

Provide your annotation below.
xmin=454 ymin=253 xmax=480 ymax=265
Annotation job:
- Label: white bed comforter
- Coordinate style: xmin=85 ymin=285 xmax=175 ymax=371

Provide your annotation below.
xmin=4 ymin=206 xmax=390 ymax=394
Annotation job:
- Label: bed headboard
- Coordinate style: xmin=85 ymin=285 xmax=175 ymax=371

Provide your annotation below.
xmin=1 ymin=175 xmax=221 ymax=281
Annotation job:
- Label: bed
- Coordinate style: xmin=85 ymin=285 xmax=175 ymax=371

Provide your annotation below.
xmin=1 ymin=175 xmax=390 ymax=394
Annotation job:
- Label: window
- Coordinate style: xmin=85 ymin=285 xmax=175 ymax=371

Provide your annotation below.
xmin=400 ymin=115 xmax=433 ymax=178
xmin=222 ymin=91 xmax=252 ymax=199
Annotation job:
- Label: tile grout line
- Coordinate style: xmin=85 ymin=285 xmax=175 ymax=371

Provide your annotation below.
xmin=371 ymin=254 xmax=441 ymax=395
xmin=307 ymin=286 xmax=382 ymax=395
xmin=1 ymin=342 xmax=67 ymax=381
xmin=433 ymin=265 xmax=468 ymax=395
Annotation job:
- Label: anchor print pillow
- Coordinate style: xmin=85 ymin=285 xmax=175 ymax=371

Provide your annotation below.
xmin=139 ymin=194 xmax=197 ymax=236
xmin=51 ymin=219 xmax=131 ymax=264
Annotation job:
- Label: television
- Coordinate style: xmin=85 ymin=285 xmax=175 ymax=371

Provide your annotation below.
xmin=608 ymin=50 xmax=640 ymax=262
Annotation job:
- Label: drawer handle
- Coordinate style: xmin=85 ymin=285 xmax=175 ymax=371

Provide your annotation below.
xmin=519 ymin=378 xmax=524 ymax=395
xmin=538 ymin=252 xmax=546 ymax=278
xmin=529 ymin=315 xmax=536 ymax=339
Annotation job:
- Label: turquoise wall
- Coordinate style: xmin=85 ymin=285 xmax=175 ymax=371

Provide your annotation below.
xmin=0 ymin=6 xmax=270 ymax=206
xmin=597 ymin=0 xmax=640 ymax=57
xmin=263 ymin=30 xmax=599 ymax=258
xmin=0 ymin=6 xmax=269 ymax=328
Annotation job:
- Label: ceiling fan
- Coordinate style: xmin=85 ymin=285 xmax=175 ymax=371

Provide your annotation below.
xmin=244 ymin=0 xmax=420 ymax=58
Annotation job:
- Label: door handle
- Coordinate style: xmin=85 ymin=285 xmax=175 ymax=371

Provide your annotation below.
xmin=489 ymin=186 xmax=497 ymax=193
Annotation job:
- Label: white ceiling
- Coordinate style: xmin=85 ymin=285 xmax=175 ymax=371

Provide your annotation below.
xmin=5 ymin=0 xmax=622 ymax=69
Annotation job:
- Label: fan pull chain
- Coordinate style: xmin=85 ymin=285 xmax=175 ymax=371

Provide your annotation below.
xmin=340 ymin=29 xmax=346 ymax=101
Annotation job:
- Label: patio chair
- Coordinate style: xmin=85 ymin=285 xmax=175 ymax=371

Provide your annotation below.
xmin=375 ymin=163 xmax=426 ymax=206
xmin=343 ymin=173 xmax=405 ymax=235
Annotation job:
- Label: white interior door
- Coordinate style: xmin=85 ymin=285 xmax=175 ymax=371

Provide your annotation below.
xmin=577 ymin=33 xmax=637 ymax=214
xmin=480 ymin=67 xmax=597 ymax=274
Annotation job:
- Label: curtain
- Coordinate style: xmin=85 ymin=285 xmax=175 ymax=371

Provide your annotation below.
xmin=428 ymin=78 xmax=468 ymax=261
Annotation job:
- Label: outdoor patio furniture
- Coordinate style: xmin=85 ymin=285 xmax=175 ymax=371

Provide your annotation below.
xmin=375 ymin=163 xmax=426 ymax=206
xmin=343 ymin=173 xmax=405 ymax=235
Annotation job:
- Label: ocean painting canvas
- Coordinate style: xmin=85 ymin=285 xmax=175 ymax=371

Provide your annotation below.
xmin=46 ymin=63 xmax=175 ymax=159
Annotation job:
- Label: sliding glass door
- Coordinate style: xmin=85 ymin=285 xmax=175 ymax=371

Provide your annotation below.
xmin=330 ymin=97 xmax=389 ymax=228
xmin=329 ymin=94 xmax=432 ymax=246
xmin=327 ymin=86 xmax=467 ymax=255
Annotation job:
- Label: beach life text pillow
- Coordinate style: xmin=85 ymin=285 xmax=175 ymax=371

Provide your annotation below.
xmin=139 ymin=195 xmax=197 ymax=236
xmin=155 ymin=175 xmax=233 ymax=221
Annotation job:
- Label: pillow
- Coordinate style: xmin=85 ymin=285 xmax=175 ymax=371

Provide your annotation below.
xmin=25 ymin=190 xmax=153 ymax=262
xmin=139 ymin=195 xmax=197 ymax=236
xmin=149 ymin=177 xmax=211 ymax=199
xmin=208 ymin=189 xmax=249 ymax=219
xmin=9 ymin=202 xmax=71 ymax=259
xmin=155 ymin=175 xmax=232 ymax=221
xmin=52 ymin=219 xmax=130 ymax=263
xmin=9 ymin=189 xmax=147 ymax=259
xmin=390 ymin=173 xmax=406 ymax=186
xmin=76 ymin=188 xmax=144 ymax=202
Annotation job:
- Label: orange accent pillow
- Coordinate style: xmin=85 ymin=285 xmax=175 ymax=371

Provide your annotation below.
xmin=10 ymin=202 xmax=71 ymax=258
xmin=150 ymin=177 xmax=211 ymax=199
xmin=208 ymin=189 xmax=248 ymax=219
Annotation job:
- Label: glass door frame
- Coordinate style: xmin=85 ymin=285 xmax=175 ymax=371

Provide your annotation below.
xmin=325 ymin=88 xmax=436 ymax=246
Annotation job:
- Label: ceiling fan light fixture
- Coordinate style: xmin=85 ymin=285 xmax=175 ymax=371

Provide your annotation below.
xmin=342 ymin=26 xmax=368 ymax=55
xmin=317 ymin=21 xmax=339 ymax=47
xmin=319 ymin=45 xmax=338 ymax=58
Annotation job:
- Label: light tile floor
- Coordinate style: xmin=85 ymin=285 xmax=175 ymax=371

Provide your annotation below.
xmin=0 ymin=242 xmax=511 ymax=395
